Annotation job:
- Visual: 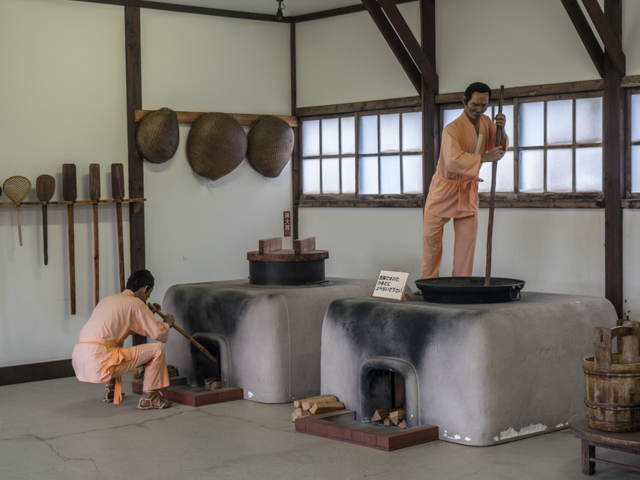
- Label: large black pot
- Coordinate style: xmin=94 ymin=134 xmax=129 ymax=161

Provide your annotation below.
xmin=415 ymin=276 xmax=525 ymax=304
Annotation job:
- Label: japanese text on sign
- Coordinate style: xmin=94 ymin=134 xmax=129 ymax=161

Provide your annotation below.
xmin=372 ymin=270 xmax=410 ymax=300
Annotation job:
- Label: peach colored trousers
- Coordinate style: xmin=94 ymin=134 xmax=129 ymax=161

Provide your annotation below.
xmin=421 ymin=213 xmax=478 ymax=279
xmin=110 ymin=343 xmax=169 ymax=394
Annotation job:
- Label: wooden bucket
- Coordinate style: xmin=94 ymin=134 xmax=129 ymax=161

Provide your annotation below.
xmin=583 ymin=321 xmax=640 ymax=432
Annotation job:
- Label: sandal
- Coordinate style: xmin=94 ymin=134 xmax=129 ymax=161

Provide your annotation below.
xmin=137 ymin=391 xmax=173 ymax=410
xmin=103 ymin=385 xmax=125 ymax=403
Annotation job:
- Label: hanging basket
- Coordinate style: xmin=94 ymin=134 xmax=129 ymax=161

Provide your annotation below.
xmin=136 ymin=107 xmax=179 ymax=164
xmin=247 ymin=116 xmax=294 ymax=178
xmin=187 ymin=112 xmax=247 ymax=181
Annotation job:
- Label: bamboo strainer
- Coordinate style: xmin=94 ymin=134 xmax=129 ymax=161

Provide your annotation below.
xmin=3 ymin=175 xmax=32 ymax=246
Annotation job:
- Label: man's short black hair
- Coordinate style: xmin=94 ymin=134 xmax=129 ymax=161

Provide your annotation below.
xmin=126 ymin=269 xmax=155 ymax=292
xmin=463 ymin=82 xmax=492 ymax=104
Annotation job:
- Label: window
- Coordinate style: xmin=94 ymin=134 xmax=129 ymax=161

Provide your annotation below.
xmin=631 ymin=92 xmax=640 ymax=194
xmin=442 ymin=92 xmax=603 ymax=197
xmin=300 ymin=107 xmax=423 ymax=206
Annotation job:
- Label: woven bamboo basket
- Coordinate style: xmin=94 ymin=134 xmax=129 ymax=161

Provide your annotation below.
xmin=247 ymin=116 xmax=294 ymax=178
xmin=136 ymin=107 xmax=179 ymax=164
xmin=187 ymin=113 xmax=247 ymax=181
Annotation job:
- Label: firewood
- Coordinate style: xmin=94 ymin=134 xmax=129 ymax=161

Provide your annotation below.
xmin=383 ymin=418 xmax=393 ymax=426
xmin=291 ymin=408 xmax=312 ymax=421
xmin=389 ymin=409 xmax=406 ymax=426
xmin=309 ymin=401 xmax=345 ymax=415
xmin=398 ymin=419 xmax=407 ymax=429
xmin=295 ymin=394 xmax=338 ymax=410
xmin=371 ymin=409 xmax=389 ymax=422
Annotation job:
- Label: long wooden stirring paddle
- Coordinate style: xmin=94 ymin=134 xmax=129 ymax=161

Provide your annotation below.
xmin=90 ymin=164 xmax=100 ymax=305
xmin=36 ymin=175 xmax=55 ymax=265
xmin=62 ymin=164 xmax=77 ymax=315
xmin=111 ymin=164 xmax=125 ymax=292
xmin=484 ymin=85 xmax=505 ymax=287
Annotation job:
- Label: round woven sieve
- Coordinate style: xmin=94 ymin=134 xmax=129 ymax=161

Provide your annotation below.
xmin=3 ymin=175 xmax=31 ymax=246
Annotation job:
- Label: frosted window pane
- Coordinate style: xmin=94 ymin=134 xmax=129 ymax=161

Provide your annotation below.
xmin=501 ymin=104 xmax=514 ymax=146
xmin=575 ymin=147 xmax=602 ymax=191
xmin=547 ymin=149 xmax=573 ymax=192
xmin=359 ymin=156 xmax=379 ymax=194
xmin=341 ymin=117 xmax=355 ymax=154
xmin=632 ymin=95 xmax=640 ymax=142
xmin=443 ymin=108 xmax=463 ymax=127
xmin=380 ymin=155 xmax=401 ymax=194
xmin=380 ymin=114 xmax=400 ymax=153
xmin=402 ymin=112 xmax=422 ymax=152
xmin=402 ymin=155 xmax=423 ymax=193
xmin=478 ymin=161 xmax=492 ymax=192
xmin=478 ymin=152 xmax=514 ymax=193
xmin=302 ymin=120 xmax=319 ymax=156
xmin=302 ymin=158 xmax=320 ymax=194
xmin=342 ymin=157 xmax=356 ymax=193
xmin=359 ymin=115 xmax=378 ymax=154
xmin=321 ymin=118 xmax=339 ymax=155
xmin=576 ymin=97 xmax=602 ymax=143
xmin=547 ymin=100 xmax=573 ymax=145
xmin=632 ymin=146 xmax=640 ymax=193
xmin=520 ymin=150 xmax=544 ymax=192
xmin=322 ymin=158 xmax=340 ymax=194
xmin=520 ymin=102 xmax=544 ymax=147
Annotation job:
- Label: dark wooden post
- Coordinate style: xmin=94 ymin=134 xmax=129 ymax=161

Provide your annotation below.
xmin=124 ymin=6 xmax=147 ymax=345
xmin=290 ymin=22 xmax=301 ymax=241
xmin=603 ymin=0 xmax=624 ymax=317
xmin=420 ymin=0 xmax=438 ymax=204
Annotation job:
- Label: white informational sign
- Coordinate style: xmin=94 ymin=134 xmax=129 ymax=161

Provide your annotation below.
xmin=372 ymin=270 xmax=410 ymax=300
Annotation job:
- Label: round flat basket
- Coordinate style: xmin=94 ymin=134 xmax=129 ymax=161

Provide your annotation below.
xmin=187 ymin=113 xmax=247 ymax=181
xmin=247 ymin=116 xmax=294 ymax=178
xmin=136 ymin=107 xmax=179 ymax=164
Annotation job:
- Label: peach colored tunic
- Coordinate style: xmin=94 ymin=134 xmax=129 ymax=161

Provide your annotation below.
xmin=424 ymin=113 xmax=508 ymax=218
xmin=72 ymin=290 xmax=169 ymax=391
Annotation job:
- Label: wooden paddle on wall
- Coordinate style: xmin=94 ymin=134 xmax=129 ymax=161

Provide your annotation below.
xmin=111 ymin=163 xmax=125 ymax=292
xmin=62 ymin=164 xmax=77 ymax=315
xmin=90 ymin=164 xmax=101 ymax=306
xmin=484 ymin=85 xmax=505 ymax=287
xmin=36 ymin=175 xmax=55 ymax=265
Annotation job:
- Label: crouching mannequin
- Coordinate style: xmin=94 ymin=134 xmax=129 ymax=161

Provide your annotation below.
xmin=72 ymin=269 xmax=175 ymax=410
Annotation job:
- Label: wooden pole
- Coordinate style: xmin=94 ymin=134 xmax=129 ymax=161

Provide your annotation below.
xmin=484 ymin=85 xmax=504 ymax=286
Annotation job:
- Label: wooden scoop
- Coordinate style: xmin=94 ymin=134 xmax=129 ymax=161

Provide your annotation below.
xmin=111 ymin=164 xmax=125 ymax=292
xmin=62 ymin=164 xmax=77 ymax=315
xmin=36 ymin=175 xmax=55 ymax=265
xmin=90 ymin=164 xmax=100 ymax=305
xmin=3 ymin=176 xmax=32 ymax=246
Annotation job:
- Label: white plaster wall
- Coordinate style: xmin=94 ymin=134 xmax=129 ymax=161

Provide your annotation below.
xmin=0 ymin=1 xmax=291 ymax=366
xmin=139 ymin=10 xmax=293 ymax=313
xmin=0 ymin=0 xmax=127 ymax=366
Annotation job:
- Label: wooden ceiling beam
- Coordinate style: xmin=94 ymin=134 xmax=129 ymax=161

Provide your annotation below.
xmin=378 ymin=0 xmax=438 ymax=93
xmin=560 ymin=0 xmax=605 ymax=77
xmin=581 ymin=0 xmax=625 ymax=77
xmin=361 ymin=0 xmax=422 ymax=94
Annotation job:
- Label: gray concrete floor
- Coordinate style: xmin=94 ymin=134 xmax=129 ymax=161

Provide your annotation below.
xmin=2 ymin=377 xmax=640 ymax=480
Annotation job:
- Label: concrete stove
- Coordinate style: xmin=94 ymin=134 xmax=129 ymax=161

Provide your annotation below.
xmin=162 ymin=277 xmax=375 ymax=403
xmin=320 ymin=291 xmax=618 ymax=446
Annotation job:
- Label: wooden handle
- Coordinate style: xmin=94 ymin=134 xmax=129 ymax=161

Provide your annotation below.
xmin=42 ymin=204 xmax=48 ymax=265
xmin=90 ymin=164 xmax=100 ymax=306
xmin=111 ymin=164 xmax=125 ymax=291
xmin=484 ymin=85 xmax=504 ymax=287
xmin=16 ymin=204 xmax=23 ymax=247
xmin=148 ymin=303 xmax=218 ymax=364
xmin=67 ymin=203 xmax=76 ymax=315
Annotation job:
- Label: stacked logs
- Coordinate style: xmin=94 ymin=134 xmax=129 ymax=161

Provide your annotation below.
xmin=371 ymin=408 xmax=407 ymax=429
xmin=291 ymin=394 xmax=345 ymax=421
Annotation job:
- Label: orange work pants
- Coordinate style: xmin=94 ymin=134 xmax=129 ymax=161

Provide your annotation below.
xmin=110 ymin=343 xmax=169 ymax=393
xmin=421 ymin=213 xmax=478 ymax=279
